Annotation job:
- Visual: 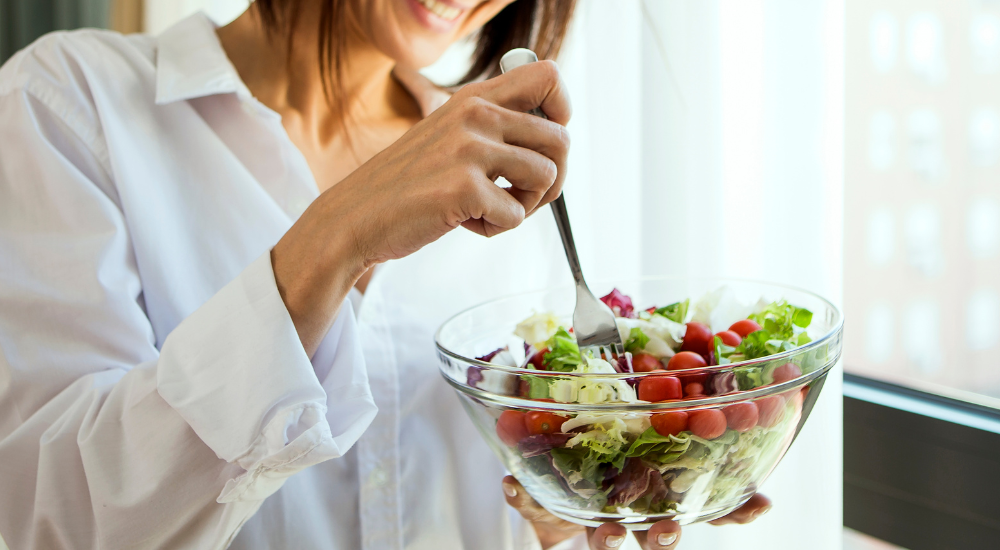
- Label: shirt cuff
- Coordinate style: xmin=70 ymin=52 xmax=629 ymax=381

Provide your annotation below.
xmin=156 ymin=251 xmax=377 ymax=502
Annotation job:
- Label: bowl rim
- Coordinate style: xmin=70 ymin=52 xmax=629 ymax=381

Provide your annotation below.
xmin=442 ymin=354 xmax=838 ymax=411
xmin=435 ymin=276 xmax=844 ymax=378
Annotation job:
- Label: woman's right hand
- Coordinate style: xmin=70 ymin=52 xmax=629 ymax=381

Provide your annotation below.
xmin=271 ymin=61 xmax=572 ymax=354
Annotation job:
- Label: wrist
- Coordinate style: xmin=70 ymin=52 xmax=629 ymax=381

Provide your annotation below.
xmin=271 ymin=215 xmax=368 ymax=356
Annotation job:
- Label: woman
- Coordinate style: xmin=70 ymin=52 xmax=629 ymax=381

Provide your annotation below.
xmin=0 ymin=1 xmax=769 ymax=548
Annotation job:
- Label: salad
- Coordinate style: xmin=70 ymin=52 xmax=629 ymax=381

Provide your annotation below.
xmin=470 ymin=287 xmax=819 ymax=519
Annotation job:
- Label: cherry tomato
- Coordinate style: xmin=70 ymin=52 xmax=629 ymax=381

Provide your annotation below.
xmin=729 ymin=319 xmax=763 ymax=338
xmin=683 ymin=382 xmax=705 ymax=397
xmin=723 ymin=402 xmax=759 ymax=432
xmin=638 ymin=376 xmax=683 ymax=402
xmin=756 ymin=396 xmax=786 ymax=428
xmin=667 ymin=351 xmax=707 ymax=371
xmin=681 ymin=322 xmax=712 ymax=355
xmin=688 ymin=409 xmax=727 ymax=439
xmin=524 ymin=411 xmax=566 ymax=435
xmin=772 ymin=363 xmax=803 ymax=384
xmin=632 ymin=353 xmax=664 ymax=373
xmin=496 ymin=410 xmax=529 ymax=447
xmin=529 ymin=348 xmax=548 ymax=370
xmin=651 ymin=411 xmax=689 ymax=437
xmin=713 ymin=330 xmax=742 ymax=347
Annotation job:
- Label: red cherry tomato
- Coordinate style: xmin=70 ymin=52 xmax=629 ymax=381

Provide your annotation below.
xmin=688 ymin=409 xmax=727 ymax=439
xmin=756 ymin=396 xmax=786 ymax=427
xmin=529 ymin=348 xmax=548 ymax=370
xmin=667 ymin=351 xmax=707 ymax=371
xmin=683 ymin=382 xmax=705 ymax=397
xmin=681 ymin=322 xmax=712 ymax=355
xmin=496 ymin=410 xmax=529 ymax=447
xmin=772 ymin=363 xmax=803 ymax=384
xmin=524 ymin=411 xmax=566 ymax=435
xmin=729 ymin=319 xmax=763 ymax=338
xmin=632 ymin=353 xmax=664 ymax=373
xmin=651 ymin=411 xmax=689 ymax=437
xmin=723 ymin=402 xmax=759 ymax=432
xmin=638 ymin=376 xmax=683 ymax=402
xmin=713 ymin=330 xmax=742 ymax=347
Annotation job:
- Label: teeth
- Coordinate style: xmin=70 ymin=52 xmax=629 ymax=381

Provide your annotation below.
xmin=416 ymin=0 xmax=462 ymax=21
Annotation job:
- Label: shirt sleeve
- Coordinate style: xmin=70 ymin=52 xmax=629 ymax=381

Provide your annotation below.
xmin=0 ymin=49 xmax=377 ymax=549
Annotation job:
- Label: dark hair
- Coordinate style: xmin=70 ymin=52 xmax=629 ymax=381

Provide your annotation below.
xmin=252 ymin=0 xmax=578 ymax=103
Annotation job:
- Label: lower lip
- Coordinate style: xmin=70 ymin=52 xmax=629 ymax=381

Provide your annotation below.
xmin=404 ymin=0 xmax=464 ymax=33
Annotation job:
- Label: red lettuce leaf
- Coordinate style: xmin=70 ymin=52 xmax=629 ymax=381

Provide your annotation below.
xmin=518 ymin=433 xmax=573 ymax=458
xmin=600 ymin=288 xmax=636 ymax=319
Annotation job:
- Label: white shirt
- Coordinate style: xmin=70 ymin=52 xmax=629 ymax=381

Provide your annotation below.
xmin=0 ymin=13 xmax=582 ymax=550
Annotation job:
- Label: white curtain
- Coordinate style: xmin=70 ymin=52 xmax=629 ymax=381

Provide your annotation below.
xmin=146 ymin=2 xmax=845 ymax=549
xmin=554 ymin=2 xmax=844 ymax=549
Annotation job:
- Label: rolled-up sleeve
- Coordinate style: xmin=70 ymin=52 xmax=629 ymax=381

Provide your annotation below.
xmin=158 ymin=251 xmax=377 ymax=504
xmin=0 ymin=43 xmax=376 ymax=550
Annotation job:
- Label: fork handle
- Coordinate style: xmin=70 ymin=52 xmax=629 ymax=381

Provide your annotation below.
xmin=499 ymin=49 xmax=587 ymax=288
xmin=549 ymin=195 xmax=586 ymax=286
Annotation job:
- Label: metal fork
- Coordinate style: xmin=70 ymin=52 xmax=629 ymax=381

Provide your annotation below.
xmin=499 ymin=49 xmax=627 ymax=368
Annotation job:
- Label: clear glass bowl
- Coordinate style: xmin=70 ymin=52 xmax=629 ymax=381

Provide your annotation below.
xmin=436 ymin=279 xmax=843 ymax=529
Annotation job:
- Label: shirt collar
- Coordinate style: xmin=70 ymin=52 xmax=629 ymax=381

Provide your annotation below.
xmin=155 ymin=12 xmax=250 ymax=105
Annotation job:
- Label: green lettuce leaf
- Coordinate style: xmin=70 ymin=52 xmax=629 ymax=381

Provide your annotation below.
xmin=733 ymin=365 xmax=764 ymax=390
xmin=654 ymin=300 xmax=689 ymax=324
xmin=749 ymin=300 xmax=813 ymax=340
xmin=543 ymin=328 xmax=583 ymax=372
xmin=551 ymin=447 xmax=605 ymax=488
xmin=624 ymin=327 xmax=650 ymax=353
xmin=625 ymin=427 xmax=693 ymax=460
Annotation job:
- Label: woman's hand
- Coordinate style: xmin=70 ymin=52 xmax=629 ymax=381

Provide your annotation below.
xmin=502 ymin=476 xmax=772 ymax=550
xmin=271 ymin=61 xmax=572 ymax=354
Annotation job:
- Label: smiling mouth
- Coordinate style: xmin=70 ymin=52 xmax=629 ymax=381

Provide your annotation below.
xmin=415 ymin=0 xmax=464 ymax=21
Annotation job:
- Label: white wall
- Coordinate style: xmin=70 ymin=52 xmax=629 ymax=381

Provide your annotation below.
xmin=144 ymin=0 xmax=248 ymax=35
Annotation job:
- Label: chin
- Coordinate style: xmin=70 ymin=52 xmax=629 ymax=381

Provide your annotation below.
xmin=391 ymin=40 xmax=454 ymax=70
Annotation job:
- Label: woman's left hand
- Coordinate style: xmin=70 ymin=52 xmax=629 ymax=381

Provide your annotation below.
xmin=502 ymin=476 xmax=772 ymax=550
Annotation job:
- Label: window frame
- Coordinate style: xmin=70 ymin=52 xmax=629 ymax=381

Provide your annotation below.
xmin=843 ymin=373 xmax=1000 ymax=550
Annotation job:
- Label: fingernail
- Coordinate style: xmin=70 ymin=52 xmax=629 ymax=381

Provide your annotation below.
xmin=605 ymin=535 xmax=625 ymax=548
xmin=754 ymin=505 xmax=772 ymax=519
xmin=657 ymin=532 xmax=678 ymax=546
xmin=502 ymin=483 xmax=517 ymax=498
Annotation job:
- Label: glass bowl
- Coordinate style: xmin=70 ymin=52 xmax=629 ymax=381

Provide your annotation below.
xmin=436 ymin=279 xmax=843 ymax=529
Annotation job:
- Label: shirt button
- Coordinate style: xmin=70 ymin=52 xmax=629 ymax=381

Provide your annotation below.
xmin=368 ymin=466 xmax=388 ymax=488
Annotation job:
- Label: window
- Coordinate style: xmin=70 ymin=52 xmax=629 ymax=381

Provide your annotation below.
xmin=846 ymin=1 xmax=1000 ymax=408
xmin=846 ymin=2 xmax=1000 ymax=548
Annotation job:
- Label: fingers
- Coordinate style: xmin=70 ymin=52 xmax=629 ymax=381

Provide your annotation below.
xmin=495 ymin=111 xmax=570 ymax=213
xmin=501 ymin=476 xmax=550 ymax=523
xmin=708 ymin=493 xmax=773 ymax=525
xmin=476 ymin=60 xmax=573 ymax=125
xmin=501 ymin=475 xmax=584 ymax=541
xmin=588 ymin=523 xmax=628 ymax=550
xmin=460 ymin=178 xmax=526 ymax=238
xmin=633 ymin=520 xmax=682 ymax=550
xmin=482 ymin=142 xmax=558 ymax=216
